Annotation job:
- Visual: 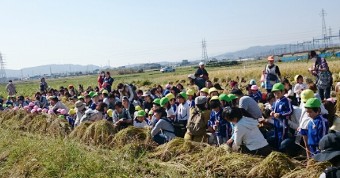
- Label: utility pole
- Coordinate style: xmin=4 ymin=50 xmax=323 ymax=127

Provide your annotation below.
xmin=329 ymin=27 xmax=332 ymax=47
xmin=320 ymin=9 xmax=327 ymax=48
xmin=0 ymin=52 xmax=7 ymax=83
xmin=201 ymin=39 xmax=208 ymax=62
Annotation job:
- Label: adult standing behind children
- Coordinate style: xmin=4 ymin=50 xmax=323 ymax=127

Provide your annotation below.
xmin=6 ymin=80 xmax=16 ymax=97
xmin=263 ymin=56 xmax=282 ymax=93
xmin=195 ymin=62 xmax=209 ymax=80
xmin=308 ymin=50 xmax=332 ymax=100
xmin=103 ymin=71 xmax=114 ymax=93
xmin=97 ymin=71 xmax=105 ymax=90
xmin=40 ymin=77 xmax=48 ymax=93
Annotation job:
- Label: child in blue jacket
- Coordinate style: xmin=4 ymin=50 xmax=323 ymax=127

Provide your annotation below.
xmin=270 ymin=83 xmax=293 ymax=151
xmin=208 ymin=97 xmax=232 ymax=146
xmin=305 ymin=98 xmax=329 ymax=155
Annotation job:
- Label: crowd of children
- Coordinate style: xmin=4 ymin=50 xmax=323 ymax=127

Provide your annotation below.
xmin=1 ymin=59 xmax=339 ymax=161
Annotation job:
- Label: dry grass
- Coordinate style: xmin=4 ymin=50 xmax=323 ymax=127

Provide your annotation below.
xmin=247 ymin=152 xmax=299 ymax=178
xmin=112 ymin=126 xmax=151 ymax=147
xmin=69 ymin=120 xmax=117 ymax=147
xmin=150 ymin=138 xmax=265 ymax=177
xmin=282 ymin=160 xmax=331 ymax=178
xmin=0 ymin=110 xmax=332 ymax=177
xmin=69 ymin=121 xmax=92 ymax=139
xmin=150 ymin=138 xmax=209 ymax=161
xmin=47 ymin=118 xmax=72 ymax=137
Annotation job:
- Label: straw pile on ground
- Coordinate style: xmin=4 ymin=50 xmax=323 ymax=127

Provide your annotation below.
xmin=112 ymin=126 xmax=151 ymax=147
xmin=151 ymin=139 xmax=264 ymax=177
xmin=150 ymin=138 xmax=209 ymax=161
xmin=247 ymin=151 xmax=298 ymax=178
xmin=0 ymin=110 xmax=332 ymax=177
xmin=69 ymin=120 xmax=117 ymax=147
xmin=282 ymin=159 xmax=331 ymax=178
xmin=22 ymin=114 xmax=50 ymax=134
xmin=193 ymin=146 xmax=263 ymax=177
xmin=69 ymin=121 xmax=92 ymax=139
xmin=0 ymin=110 xmax=25 ymax=129
xmin=47 ymin=117 xmax=71 ymax=137
xmin=0 ymin=110 xmax=71 ymax=137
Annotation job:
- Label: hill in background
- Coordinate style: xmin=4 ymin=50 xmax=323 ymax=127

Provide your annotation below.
xmin=6 ymin=64 xmax=100 ymax=78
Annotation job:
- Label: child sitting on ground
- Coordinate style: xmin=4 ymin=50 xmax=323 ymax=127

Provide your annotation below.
xmin=134 ymin=110 xmax=150 ymax=128
xmin=249 ymin=85 xmax=262 ymax=103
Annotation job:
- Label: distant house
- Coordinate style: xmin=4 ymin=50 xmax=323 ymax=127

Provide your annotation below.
xmin=181 ymin=60 xmax=189 ymax=66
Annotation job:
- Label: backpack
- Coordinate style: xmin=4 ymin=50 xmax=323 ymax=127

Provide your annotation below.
xmin=317 ymin=71 xmax=332 ymax=89
xmin=163 ymin=118 xmax=185 ymax=137
xmin=186 ymin=108 xmax=206 ymax=136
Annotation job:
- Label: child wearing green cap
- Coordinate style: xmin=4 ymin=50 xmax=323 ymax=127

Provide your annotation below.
xmin=270 ymin=83 xmax=293 ymax=151
xmin=134 ymin=110 xmax=150 ymax=128
xmin=160 ymin=97 xmax=176 ymax=120
xmin=305 ymin=98 xmax=329 ymax=155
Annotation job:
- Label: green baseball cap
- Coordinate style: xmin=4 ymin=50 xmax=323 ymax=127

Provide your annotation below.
xmin=148 ymin=110 xmax=154 ymax=115
xmin=153 ymin=98 xmax=161 ymax=105
xmin=227 ymin=94 xmax=238 ymax=100
xmin=137 ymin=110 xmax=146 ymax=117
xmin=77 ymin=96 xmax=85 ymax=100
xmin=219 ymin=94 xmax=231 ymax=102
xmin=177 ymin=92 xmax=188 ymax=100
xmin=271 ymin=83 xmax=284 ymax=92
xmin=88 ymin=91 xmax=98 ymax=98
xmin=160 ymin=97 xmax=169 ymax=107
xmin=305 ymin=98 xmax=321 ymax=108
xmin=58 ymin=115 xmax=65 ymax=119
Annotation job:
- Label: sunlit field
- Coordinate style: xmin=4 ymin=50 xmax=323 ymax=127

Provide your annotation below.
xmin=1 ymin=58 xmax=340 ymax=98
xmin=0 ymin=58 xmax=339 ymax=177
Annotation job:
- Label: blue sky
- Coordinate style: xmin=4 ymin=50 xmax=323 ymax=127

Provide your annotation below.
xmin=0 ymin=0 xmax=340 ymax=69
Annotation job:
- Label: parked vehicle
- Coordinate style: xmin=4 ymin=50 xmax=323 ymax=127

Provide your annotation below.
xmin=160 ymin=66 xmax=175 ymax=73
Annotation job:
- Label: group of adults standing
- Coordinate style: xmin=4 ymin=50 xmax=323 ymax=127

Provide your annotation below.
xmin=262 ymin=50 xmax=332 ymax=100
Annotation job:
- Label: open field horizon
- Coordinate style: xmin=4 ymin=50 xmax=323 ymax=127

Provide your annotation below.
xmin=1 ymin=58 xmax=340 ymax=98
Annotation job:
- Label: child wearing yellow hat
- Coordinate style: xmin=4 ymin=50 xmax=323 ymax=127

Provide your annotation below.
xmin=186 ymin=89 xmax=196 ymax=108
xmin=133 ymin=110 xmax=150 ymax=128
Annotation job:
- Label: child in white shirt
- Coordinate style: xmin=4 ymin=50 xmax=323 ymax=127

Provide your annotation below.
xmin=294 ymin=75 xmax=307 ymax=105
